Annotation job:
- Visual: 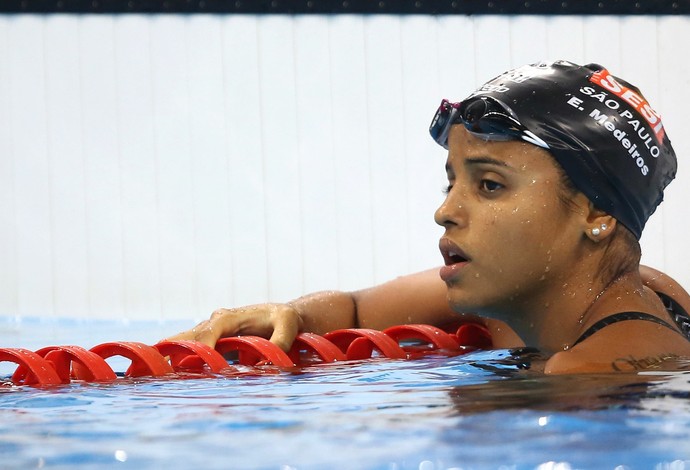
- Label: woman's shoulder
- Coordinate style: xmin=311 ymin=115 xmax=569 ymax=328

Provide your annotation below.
xmin=544 ymin=266 xmax=690 ymax=374
xmin=544 ymin=318 xmax=690 ymax=374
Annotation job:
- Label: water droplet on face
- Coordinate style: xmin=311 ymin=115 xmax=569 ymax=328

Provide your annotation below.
xmin=474 ymin=273 xmax=480 ymax=278
xmin=512 ymin=207 xmax=519 ymax=214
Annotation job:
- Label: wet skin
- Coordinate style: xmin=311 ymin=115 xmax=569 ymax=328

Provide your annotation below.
xmin=435 ymin=125 xmax=616 ymax=352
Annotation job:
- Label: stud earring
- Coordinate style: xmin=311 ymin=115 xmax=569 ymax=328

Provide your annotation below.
xmin=600 ymin=223 xmax=607 ymax=231
xmin=591 ymin=227 xmax=601 ymax=236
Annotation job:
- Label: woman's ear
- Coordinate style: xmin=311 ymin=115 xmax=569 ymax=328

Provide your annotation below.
xmin=584 ymin=202 xmax=616 ymax=242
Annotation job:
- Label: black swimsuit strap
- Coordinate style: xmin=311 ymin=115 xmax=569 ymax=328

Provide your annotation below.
xmin=573 ymin=311 xmax=677 ymax=347
xmin=656 ymin=292 xmax=690 ymax=339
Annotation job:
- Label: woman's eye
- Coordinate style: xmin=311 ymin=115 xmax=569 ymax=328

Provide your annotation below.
xmin=480 ymin=179 xmax=503 ymax=192
xmin=442 ymin=184 xmax=453 ymax=195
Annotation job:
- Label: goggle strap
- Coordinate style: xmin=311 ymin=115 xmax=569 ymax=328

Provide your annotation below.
xmin=437 ymin=106 xmax=459 ymax=149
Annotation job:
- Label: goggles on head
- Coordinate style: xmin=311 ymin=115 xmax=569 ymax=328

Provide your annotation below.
xmin=429 ymin=96 xmax=549 ymax=150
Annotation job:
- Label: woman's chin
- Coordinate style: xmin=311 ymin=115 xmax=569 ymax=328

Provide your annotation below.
xmin=447 ymin=292 xmax=483 ymax=315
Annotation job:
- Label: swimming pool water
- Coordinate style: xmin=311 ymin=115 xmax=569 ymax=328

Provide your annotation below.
xmin=1 ymin=317 xmax=690 ymax=470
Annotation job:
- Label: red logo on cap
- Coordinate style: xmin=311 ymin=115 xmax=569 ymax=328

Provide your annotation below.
xmin=590 ymin=69 xmax=665 ymax=140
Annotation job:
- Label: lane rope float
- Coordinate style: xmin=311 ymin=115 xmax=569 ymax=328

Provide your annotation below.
xmin=0 ymin=323 xmax=492 ymax=387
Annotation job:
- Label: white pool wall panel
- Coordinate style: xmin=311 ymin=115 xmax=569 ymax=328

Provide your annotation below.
xmin=1 ymin=14 xmax=688 ymax=321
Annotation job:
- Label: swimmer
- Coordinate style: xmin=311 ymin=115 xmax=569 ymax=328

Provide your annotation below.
xmin=168 ymin=60 xmax=690 ymax=374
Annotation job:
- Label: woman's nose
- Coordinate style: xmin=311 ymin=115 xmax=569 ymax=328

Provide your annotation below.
xmin=434 ymin=187 xmax=468 ymax=228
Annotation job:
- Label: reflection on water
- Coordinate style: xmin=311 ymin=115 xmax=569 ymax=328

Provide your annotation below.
xmin=450 ymin=349 xmax=690 ymax=414
xmin=450 ymin=372 xmax=665 ymax=413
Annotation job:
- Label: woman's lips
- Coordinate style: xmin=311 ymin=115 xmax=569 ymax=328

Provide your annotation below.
xmin=438 ymin=238 xmax=471 ymax=282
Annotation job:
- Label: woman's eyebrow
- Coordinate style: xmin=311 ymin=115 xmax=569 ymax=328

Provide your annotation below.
xmin=464 ymin=156 xmax=516 ymax=171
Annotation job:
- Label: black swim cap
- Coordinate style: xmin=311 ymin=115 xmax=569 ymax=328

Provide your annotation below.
xmin=431 ymin=60 xmax=677 ymax=239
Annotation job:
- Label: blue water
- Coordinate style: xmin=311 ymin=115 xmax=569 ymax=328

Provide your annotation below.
xmin=1 ymin=317 xmax=690 ymax=470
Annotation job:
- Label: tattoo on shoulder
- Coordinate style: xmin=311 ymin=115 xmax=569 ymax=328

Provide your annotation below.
xmin=611 ymin=352 xmax=680 ymax=372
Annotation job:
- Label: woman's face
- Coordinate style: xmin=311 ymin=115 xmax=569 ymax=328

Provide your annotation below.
xmin=435 ymin=125 xmax=589 ymax=320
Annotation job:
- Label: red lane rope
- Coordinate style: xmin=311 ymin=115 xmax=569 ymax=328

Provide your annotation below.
xmin=288 ymin=332 xmax=347 ymax=365
xmin=155 ymin=340 xmax=232 ymax=373
xmin=324 ymin=328 xmax=407 ymax=360
xmin=216 ymin=337 xmax=295 ymax=368
xmin=0 ymin=323 xmax=492 ymax=387
xmin=90 ymin=342 xmax=175 ymax=378
xmin=2 ymin=348 xmax=63 ymax=386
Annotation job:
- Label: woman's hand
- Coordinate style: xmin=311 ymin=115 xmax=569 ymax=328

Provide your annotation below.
xmin=165 ymin=267 xmax=484 ymax=353
xmin=166 ymin=303 xmax=304 ymax=351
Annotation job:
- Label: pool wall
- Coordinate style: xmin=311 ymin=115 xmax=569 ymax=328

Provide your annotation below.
xmin=1 ymin=13 xmax=689 ymax=322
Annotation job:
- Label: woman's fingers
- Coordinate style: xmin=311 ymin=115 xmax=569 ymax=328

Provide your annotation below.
xmin=166 ymin=310 xmax=229 ymax=347
xmin=268 ymin=307 xmax=301 ymax=352
xmin=165 ymin=304 xmax=303 ymax=351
